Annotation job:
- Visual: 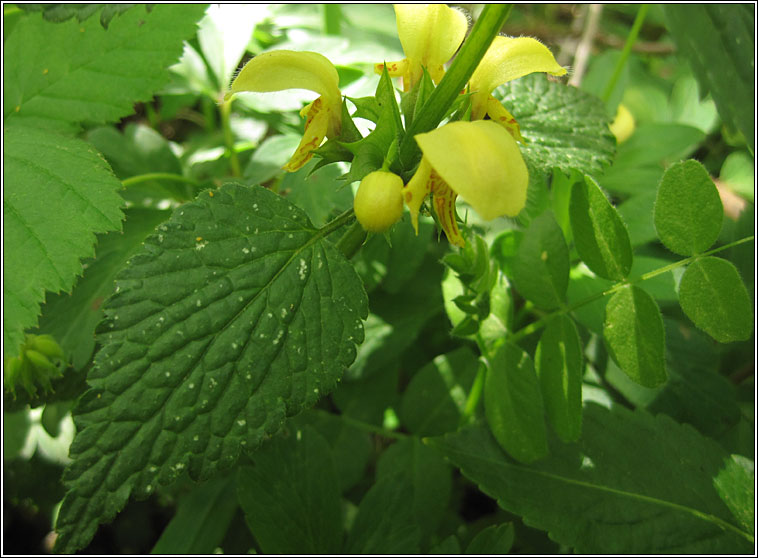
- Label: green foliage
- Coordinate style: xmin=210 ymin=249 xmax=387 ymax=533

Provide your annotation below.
xmin=654 ymin=160 xmax=724 ymax=256
xmin=3 ymin=124 xmax=125 ymax=358
xmin=53 ymin=185 xmax=367 ymax=552
xmin=603 ymin=285 xmax=667 ymax=388
xmin=535 ymin=316 xmax=583 ymax=442
xmin=3 ymin=4 xmax=753 ymax=555
xmin=429 ymin=405 xmax=754 ymax=554
xmin=570 ymin=175 xmax=633 ymax=280
xmin=678 ymin=257 xmax=754 ymax=343
xmin=664 ymin=5 xmax=755 ymax=148
xmin=484 ymin=343 xmax=548 ymax=464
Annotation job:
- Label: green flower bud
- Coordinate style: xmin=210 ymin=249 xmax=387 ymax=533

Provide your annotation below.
xmin=354 ymin=171 xmax=404 ymax=233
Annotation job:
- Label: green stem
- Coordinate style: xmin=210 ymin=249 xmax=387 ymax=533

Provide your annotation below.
xmin=601 ymin=4 xmax=649 ymax=103
xmin=122 ymin=173 xmax=199 ymax=189
xmin=220 ymin=100 xmax=241 ymax=177
xmin=334 ymin=411 xmax=408 ymax=440
xmin=398 ymin=4 xmax=513 ymax=170
xmin=509 ymin=235 xmax=755 ymax=343
xmin=461 ymin=353 xmax=487 ymax=424
xmin=335 ymin=218 xmax=367 ymax=260
xmin=323 ymin=5 xmax=342 ymax=36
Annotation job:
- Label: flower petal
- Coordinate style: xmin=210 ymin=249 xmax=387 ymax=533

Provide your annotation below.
xmin=394 ymin=4 xmax=468 ymax=84
xmin=414 ymin=120 xmax=528 ymax=220
xmin=470 ymin=36 xmax=566 ymax=116
xmin=228 ymin=50 xmax=340 ymax=105
xmin=402 ymin=156 xmax=433 ymax=234
xmin=486 ymin=96 xmax=524 ymax=143
xmin=283 ymin=97 xmax=331 ymax=172
xmin=431 ymin=180 xmax=464 ymax=247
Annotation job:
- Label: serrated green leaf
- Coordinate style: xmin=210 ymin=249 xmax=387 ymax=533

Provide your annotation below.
xmin=570 ymin=175 xmax=632 ymax=281
xmin=399 ymin=347 xmax=479 ymax=436
xmin=678 ymin=256 xmax=753 ymax=343
xmin=3 ymin=122 xmax=124 ymax=358
xmin=465 ymin=523 xmax=515 ymax=555
xmin=151 ymin=475 xmax=237 ymax=554
xmin=535 ymin=315 xmax=583 ymax=442
xmin=343 ymin=471 xmax=422 ymax=554
xmin=664 ymin=5 xmax=754 ymax=148
xmin=714 ymin=454 xmax=755 ymax=534
xmin=237 ymin=425 xmax=343 ymax=554
xmin=511 ymin=211 xmax=569 ymax=310
xmin=37 ymin=208 xmax=171 ymax=371
xmin=654 ymin=160 xmax=724 ymax=256
xmin=290 ymin=409 xmax=372 ymax=494
xmin=376 ymin=437 xmax=452 ymax=538
xmin=604 ymin=285 xmax=667 ymax=388
xmin=4 ymin=5 xmax=206 ymax=124
xmin=484 ymin=342 xmax=548 ymax=464
xmin=53 ymin=184 xmax=367 ymax=553
xmin=497 ymin=74 xmax=616 ymax=177
xmin=428 ymin=405 xmax=754 ymax=553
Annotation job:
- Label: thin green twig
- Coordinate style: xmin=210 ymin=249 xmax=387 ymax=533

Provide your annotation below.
xmin=601 ymin=4 xmax=649 ymax=103
xmin=509 ymin=235 xmax=755 ymax=343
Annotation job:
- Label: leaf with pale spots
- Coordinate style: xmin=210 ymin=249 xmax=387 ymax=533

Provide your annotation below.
xmin=54 ymin=184 xmax=368 ymax=553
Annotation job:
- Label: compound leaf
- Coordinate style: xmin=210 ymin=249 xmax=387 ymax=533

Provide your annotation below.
xmin=54 ymin=184 xmax=367 ymax=553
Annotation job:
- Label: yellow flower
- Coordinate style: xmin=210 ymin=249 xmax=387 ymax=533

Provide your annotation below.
xmin=375 ymin=4 xmax=468 ymax=91
xmin=227 ymin=50 xmax=342 ymax=172
xmin=469 ymin=36 xmax=567 ymax=141
xmin=403 ymin=120 xmax=529 ymax=247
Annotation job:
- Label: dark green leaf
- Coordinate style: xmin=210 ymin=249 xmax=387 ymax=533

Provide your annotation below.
xmin=343 ymin=471 xmax=422 ymax=554
xmin=604 ymin=285 xmax=667 ymax=388
xmin=484 ymin=342 xmax=548 ymax=463
xmin=376 ymin=437 xmax=452 ymax=537
xmin=237 ymin=426 xmax=343 ymax=554
xmin=498 ymin=74 xmax=616 ymax=177
xmin=535 ymin=316 xmax=583 ymax=442
xmin=678 ymin=256 xmax=753 ymax=343
xmin=290 ymin=409 xmax=372 ymax=494
xmin=3 ymin=410 xmax=31 ymax=459
xmin=428 ymin=404 xmax=754 ymax=553
xmin=465 ymin=523 xmax=515 ymax=555
xmin=400 ymin=347 xmax=479 ymax=437
xmin=151 ymin=475 xmax=237 ymax=554
xmin=570 ymin=175 xmax=633 ymax=280
xmin=3 ymin=122 xmax=124 ymax=358
xmin=4 ymin=5 xmax=207 ymax=124
xmin=281 ymin=160 xmax=352 ymax=227
xmin=511 ymin=211 xmax=570 ymax=309
xmin=54 ymin=184 xmax=367 ymax=553
xmin=654 ymin=160 xmax=724 ymax=256
xmin=664 ymin=5 xmax=754 ymax=147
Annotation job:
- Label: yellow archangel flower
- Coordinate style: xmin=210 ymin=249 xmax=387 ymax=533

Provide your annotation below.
xmin=375 ymin=4 xmax=468 ymax=91
xmin=227 ymin=50 xmax=343 ymax=172
xmin=469 ymin=36 xmax=567 ymax=141
xmin=403 ymin=120 xmax=529 ymax=247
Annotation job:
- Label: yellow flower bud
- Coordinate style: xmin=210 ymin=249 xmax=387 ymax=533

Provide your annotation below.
xmin=354 ymin=171 xmax=405 ymax=233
